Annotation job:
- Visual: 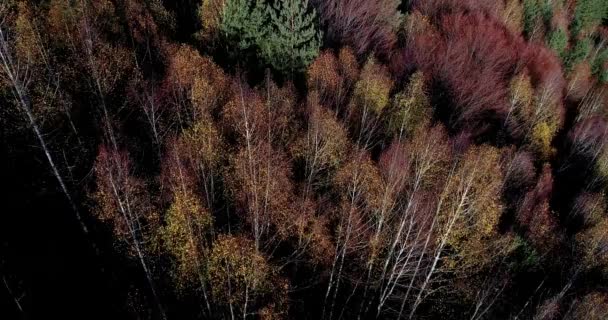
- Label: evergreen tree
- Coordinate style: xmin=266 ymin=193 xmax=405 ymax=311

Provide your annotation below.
xmin=547 ymin=27 xmax=568 ymax=60
xmin=523 ymin=0 xmax=542 ymax=38
xmin=260 ymin=0 xmax=321 ymax=76
xmin=219 ymin=0 xmax=267 ymax=60
xmin=592 ymin=47 xmax=608 ymax=83
xmin=567 ymin=38 xmax=592 ymax=68
xmin=572 ymin=0 xmax=608 ymax=36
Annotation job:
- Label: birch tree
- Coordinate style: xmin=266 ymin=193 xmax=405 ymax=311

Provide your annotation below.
xmin=0 ymin=10 xmax=89 ymax=236
xmin=92 ymin=146 xmax=166 ymax=319
xmin=349 ymin=57 xmax=393 ymax=150
xmin=208 ymin=234 xmax=287 ymax=319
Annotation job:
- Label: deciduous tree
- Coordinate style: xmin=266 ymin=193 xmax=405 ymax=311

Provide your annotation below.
xmin=208 ymin=234 xmax=286 ymax=318
xmin=349 ymin=57 xmax=393 ymax=149
xmin=92 ymin=146 xmax=165 ymax=319
xmin=312 ymin=0 xmax=401 ymax=59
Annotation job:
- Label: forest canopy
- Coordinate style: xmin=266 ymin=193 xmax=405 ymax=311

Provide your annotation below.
xmin=1 ymin=0 xmax=608 ymax=319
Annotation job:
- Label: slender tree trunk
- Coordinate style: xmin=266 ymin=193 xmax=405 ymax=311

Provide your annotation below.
xmin=0 ymin=28 xmax=89 ymax=236
xmin=2 ymin=275 xmax=24 ymax=315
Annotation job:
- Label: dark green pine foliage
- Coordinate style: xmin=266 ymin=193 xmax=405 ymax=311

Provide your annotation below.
xmin=523 ymin=0 xmax=542 ymax=38
xmin=219 ymin=0 xmax=267 ymax=60
xmin=572 ymin=0 xmax=608 ymax=36
xmin=260 ymin=0 xmax=321 ymax=76
xmin=566 ymin=38 xmax=592 ymax=68
xmin=592 ymin=47 xmax=608 ymax=83
xmin=547 ymin=27 xmax=568 ymax=60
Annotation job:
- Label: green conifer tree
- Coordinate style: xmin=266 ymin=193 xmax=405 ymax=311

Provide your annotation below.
xmin=572 ymin=0 xmax=608 ymax=36
xmin=548 ymin=27 xmax=568 ymax=59
xmin=523 ymin=0 xmax=542 ymax=38
xmin=219 ymin=0 xmax=267 ymax=60
xmin=260 ymin=0 xmax=321 ymax=76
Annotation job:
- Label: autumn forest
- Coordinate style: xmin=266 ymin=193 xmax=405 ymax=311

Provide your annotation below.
xmin=1 ymin=0 xmax=608 ymax=319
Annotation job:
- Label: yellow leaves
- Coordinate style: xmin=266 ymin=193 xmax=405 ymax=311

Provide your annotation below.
xmin=597 ymin=146 xmax=608 ymax=184
xmin=576 ymin=217 xmax=608 ymax=275
xmin=530 ymin=121 xmax=557 ymax=160
xmin=509 ymin=72 xmax=561 ymax=159
xmin=353 ymin=57 xmax=393 ymax=114
xmin=199 ymin=0 xmax=226 ymax=43
xmin=442 ymin=145 xmax=507 ymax=273
xmin=15 ymin=2 xmax=39 ymax=65
xmin=47 ymin=0 xmax=79 ymax=39
xmin=179 ymin=118 xmax=222 ymax=170
xmin=509 ymin=73 xmax=535 ymax=123
xmin=389 ymin=71 xmax=431 ymax=137
xmin=161 ymin=190 xmax=213 ymax=288
xmin=167 ymin=45 xmax=200 ymax=87
xmin=462 ymin=146 xmax=504 ymax=235
xmin=190 ymin=76 xmax=215 ymax=113
xmin=168 ymin=45 xmax=226 ymax=89
xmin=407 ymin=124 xmax=452 ymax=190
xmin=167 ymin=44 xmax=228 ymax=118
xmin=208 ymin=235 xmax=273 ymax=305
xmin=568 ymin=292 xmax=608 ymax=320
xmin=501 ymin=0 xmax=524 ymax=35
xmin=291 ymin=96 xmax=350 ymax=181
xmin=334 ymin=152 xmax=384 ymax=211
xmin=404 ymin=10 xmax=433 ymax=37
xmin=167 ymin=191 xmax=213 ymax=234
xmin=94 ymin=44 xmax=134 ymax=95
